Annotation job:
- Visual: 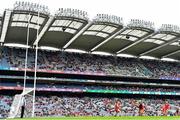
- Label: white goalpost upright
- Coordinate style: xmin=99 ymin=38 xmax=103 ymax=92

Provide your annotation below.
xmin=8 ymin=1 xmax=41 ymax=118
xmin=23 ymin=12 xmax=31 ymax=93
xmin=8 ymin=11 xmax=31 ymax=118
xmin=32 ymin=10 xmax=40 ymax=118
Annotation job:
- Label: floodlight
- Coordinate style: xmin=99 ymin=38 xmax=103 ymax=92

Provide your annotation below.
xmin=55 ymin=8 xmax=88 ymax=21
xmin=159 ymin=24 xmax=180 ymax=33
xmin=13 ymin=1 xmax=50 ymax=15
xmin=94 ymin=14 xmax=123 ymax=25
xmin=128 ymin=19 xmax=154 ymax=30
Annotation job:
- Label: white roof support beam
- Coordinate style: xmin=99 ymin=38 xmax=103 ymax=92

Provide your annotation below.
xmin=91 ymin=27 xmax=126 ymax=51
xmin=33 ymin=16 xmax=54 ymax=45
xmin=63 ymin=21 xmax=93 ymax=49
xmin=140 ymin=37 xmax=180 ymax=56
xmin=162 ymin=49 xmax=180 ymax=58
xmin=116 ymin=32 xmax=156 ymax=54
xmin=0 ymin=10 xmax=12 ymax=43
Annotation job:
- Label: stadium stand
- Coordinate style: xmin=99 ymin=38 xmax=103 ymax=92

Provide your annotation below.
xmin=0 ymin=80 xmax=180 ymax=118
xmin=0 ymin=96 xmax=12 ymax=118
xmin=0 ymin=1 xmax=180 ymax=119
xmin=0 ymin=47 xmax=179 ymax=80
xmin=0 ymin=95 xmax=179 ymax=118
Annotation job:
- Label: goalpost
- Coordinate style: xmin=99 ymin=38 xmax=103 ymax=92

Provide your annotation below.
xmin=8 ymin=2 xmax=40 ymax=118
xmin=8 ymin=88 xmax=34 ymax=118
xmin=32 ymin=9 xmax=40 ymax=118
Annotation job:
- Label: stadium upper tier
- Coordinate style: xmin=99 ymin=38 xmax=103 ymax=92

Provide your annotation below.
xmin=0 ymin=1 xmax=179 ymax=60
xmin=0 ymin=47 xmax=179 ymax=80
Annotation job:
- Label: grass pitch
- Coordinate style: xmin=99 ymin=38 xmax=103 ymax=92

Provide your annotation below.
xmin=9 ymin=116 xmax=180 ymax=120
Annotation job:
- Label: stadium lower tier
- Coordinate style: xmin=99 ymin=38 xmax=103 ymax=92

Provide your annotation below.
xmin=0 ymin=94 xmax=179 ymax=118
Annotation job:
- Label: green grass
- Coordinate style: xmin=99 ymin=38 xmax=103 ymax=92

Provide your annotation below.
xmin=8 ymin=116 xmax=180 ymax=120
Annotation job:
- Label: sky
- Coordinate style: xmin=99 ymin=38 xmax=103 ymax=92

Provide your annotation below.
xmin=0 ymin=0 xmax=180 ymax=29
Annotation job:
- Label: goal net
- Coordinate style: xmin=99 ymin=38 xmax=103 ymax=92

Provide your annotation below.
xmin=8 ymin=88 xmax=34 ymax=118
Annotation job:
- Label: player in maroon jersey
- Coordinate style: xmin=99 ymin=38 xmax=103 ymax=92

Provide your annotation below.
xmin=162 ymin=101 xmax=170 ymax=116
xmin=114 ymin=100 xmax=121 ymax=116
xmin=139 ymin=102 xmax=145 ymax=116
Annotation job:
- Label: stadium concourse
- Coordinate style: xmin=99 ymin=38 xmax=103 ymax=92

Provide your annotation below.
xmin=0 ymin=1 xmax=180 ymax=120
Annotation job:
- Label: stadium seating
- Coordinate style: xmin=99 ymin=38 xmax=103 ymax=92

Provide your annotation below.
xmin=0 ymin=96 xmax=12 ymax=118
xmin=0 ymin=47 xmax=179 ymax=118
xmin=0 ymin=95 xmax=179 ymax=118
xmin=0 ymin=47 xmax=179 ymax=80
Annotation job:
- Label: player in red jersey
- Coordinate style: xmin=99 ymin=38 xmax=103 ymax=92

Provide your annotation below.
xmin=139 ymin=102 xmax=145 ymax=116
xmin=162 ymin=101 xmax=170 ymax=116
xmin=114 ymin=100 xmax=121 ymax=116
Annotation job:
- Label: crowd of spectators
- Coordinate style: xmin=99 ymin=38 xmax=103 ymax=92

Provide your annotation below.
xmin=0 ymin=96 xmax=12 ymax=118
xmin=142 ymin=60 xmax=180 ymax=80
xmin=0 ymin=95 xmax=179 ymax=118
xmin=35 ymin=96 xmax=180 ymax=117
xmin=1 ymin=47 xmax=180 ymax=79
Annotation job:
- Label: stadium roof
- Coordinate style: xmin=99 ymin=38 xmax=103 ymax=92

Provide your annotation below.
xmin=0 ymin=1 xmax=180 ymax=61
